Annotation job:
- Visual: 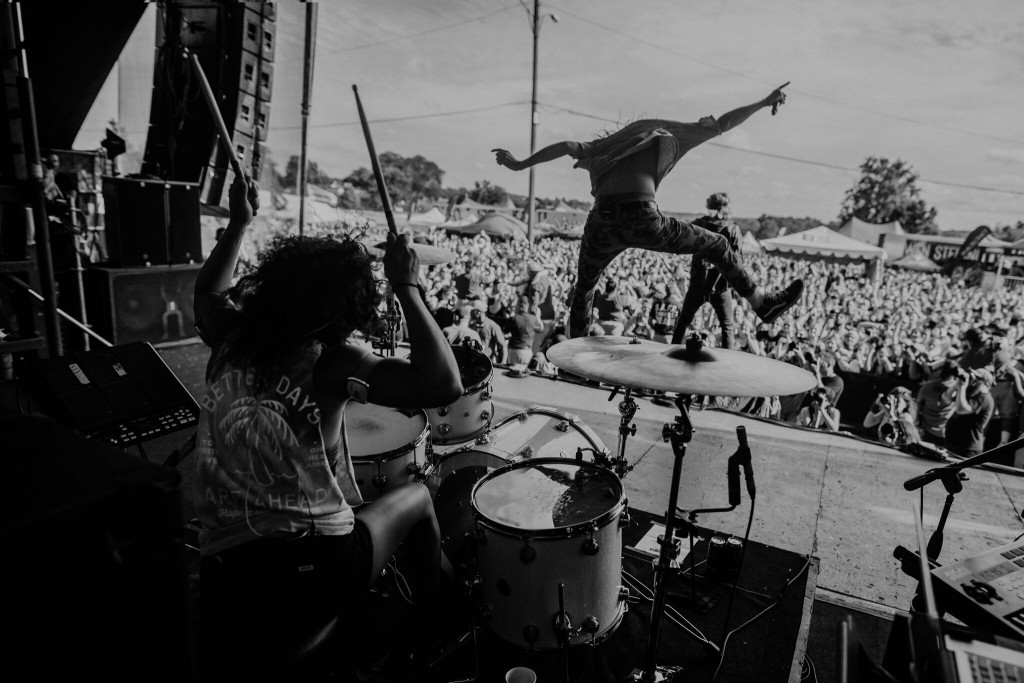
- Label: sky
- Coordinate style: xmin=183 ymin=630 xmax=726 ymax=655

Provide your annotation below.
xmin=78 ymin=0 xmax=1024 ymax=228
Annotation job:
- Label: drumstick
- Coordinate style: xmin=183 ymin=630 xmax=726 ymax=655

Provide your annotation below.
xmin=188 ymin=51 xmax=256 ymax=214
xmin=352 ymin=85 xmax=398 ymax=237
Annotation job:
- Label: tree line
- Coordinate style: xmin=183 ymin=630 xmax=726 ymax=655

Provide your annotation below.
xmin=274 ymin=151 xmax=1020 ymax=237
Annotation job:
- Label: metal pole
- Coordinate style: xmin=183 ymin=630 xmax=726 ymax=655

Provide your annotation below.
xmin=526 ymin=0 xmax=539 ymax=247
xmin=298 ymin=1 xmax=318 ymax=236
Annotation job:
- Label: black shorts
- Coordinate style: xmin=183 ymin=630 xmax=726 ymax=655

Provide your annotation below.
xmin=200 ymin=520 xmax=375 ymax=620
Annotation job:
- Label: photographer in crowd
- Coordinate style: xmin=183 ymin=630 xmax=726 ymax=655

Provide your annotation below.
xmin=863 ymin=387 xmax=920 ymax=446
xmin=945 ymin=367 xmax=995 ymax=458
xmin=797 ymin=387 xmax=841 ymax=432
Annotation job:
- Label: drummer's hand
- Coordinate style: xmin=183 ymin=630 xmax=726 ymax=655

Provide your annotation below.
xmin=492 ymin=148 xmax=523 ymax=172
xmin=229 ymin=174 xmax=259 ymax=224
xmin=384 ymin=232 xmax=420 ymax=287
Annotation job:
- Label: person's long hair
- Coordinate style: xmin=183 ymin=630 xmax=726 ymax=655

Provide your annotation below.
xmin=222 ymin=234 xmax=381 ymax=388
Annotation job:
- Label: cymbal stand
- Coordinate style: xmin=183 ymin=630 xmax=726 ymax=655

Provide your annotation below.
xmin=373 ymin=287 xmax=402 ymax=357
xmin=631 ymin=393 xmax=694 ymax=682
xmin=604 ymin=385 xmax=637 ymax=478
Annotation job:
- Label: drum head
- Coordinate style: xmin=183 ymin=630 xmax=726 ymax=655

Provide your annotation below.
xmin=473 ymin=458 xmax=622 ymax=532
xmin=453 ymin=345 xmax=492 ymax=392
xmin=484 ymin=407 xmax=606 ymax=461
xmin=345 ymin=403 xmax=426 ymax=459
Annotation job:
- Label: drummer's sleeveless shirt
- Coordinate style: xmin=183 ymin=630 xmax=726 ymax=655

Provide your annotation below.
xmin=195 ymin=343 xmax=362 ymax=557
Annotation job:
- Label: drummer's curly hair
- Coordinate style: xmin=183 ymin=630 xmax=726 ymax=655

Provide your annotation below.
xmin=224 ymin=234 xmax=381 ymax=384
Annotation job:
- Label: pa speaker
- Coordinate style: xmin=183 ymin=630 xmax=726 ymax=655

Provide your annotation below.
xmin=85 ymin=264 xmax=201 ymax=345
xmin=101 ymin=176 xmax=202 ymax=266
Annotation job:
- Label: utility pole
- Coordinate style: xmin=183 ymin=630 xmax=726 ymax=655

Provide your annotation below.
xmin=527 ymin=0 xmax=539 ymax=246
xmin=526 ymin=0 xmax=557 ymax=246
xmin=298 ymin=1 xmax=318 ymax=236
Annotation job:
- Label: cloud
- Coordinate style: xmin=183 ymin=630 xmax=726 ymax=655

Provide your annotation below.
xmin=987 ymin=149 xmax=1024 ymax=165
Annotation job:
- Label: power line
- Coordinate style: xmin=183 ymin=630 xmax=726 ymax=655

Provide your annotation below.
xmin=267 ymin=100 xmax=529 ymax=131
xmin=551 ymin=6 xmax=1024 ymax=147
xmin=542 ymin=103 xmax=1024 ymax=197
xmin=306 ymin=3 xmax=520 ymax=59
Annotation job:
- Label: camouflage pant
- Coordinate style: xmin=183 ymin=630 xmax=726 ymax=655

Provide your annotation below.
xmin=568 ymin=205 xmax=756 ymax=338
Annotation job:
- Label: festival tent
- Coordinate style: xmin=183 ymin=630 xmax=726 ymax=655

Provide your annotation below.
xmin=760 ymin=226 xmax=886 ymax=263
xmin=837 ymin=216 xmax=904 ymax=246
xmin=408 ymin=206 xmax=446 ymax=226
xmin=739 ymin=231 xmax=762 ymax=254
xmin=445 ymin=213 xmax=530 ymax=241
xmin=889 ymin=250 xmax=941 ymax=272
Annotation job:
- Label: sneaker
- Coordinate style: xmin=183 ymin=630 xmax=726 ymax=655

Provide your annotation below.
xmin=755 ymin=279 xmax=804 ymax=325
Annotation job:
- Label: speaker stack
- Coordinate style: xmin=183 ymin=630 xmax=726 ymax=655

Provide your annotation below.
xmin=140 ymin=0 xmax=275 ymax=206
xmin=89 ymin=1 xmax=276 ymax=346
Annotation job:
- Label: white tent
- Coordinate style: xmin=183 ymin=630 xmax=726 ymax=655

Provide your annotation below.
xmin=761 ymin=226 xmax=886 ymax=263
xmin=408 ymin=206 xmax=446 ymax=226
xmin=890 ymin=250 xmax=941 ymax=272
xmin=837 ymin=216 xmax=904 ymax=246
xmin=739 ymin=231 xmax=762 ymax=254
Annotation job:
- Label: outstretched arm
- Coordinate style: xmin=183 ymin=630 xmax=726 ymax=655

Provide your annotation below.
xmin=717 ymin=84 xmax=788 ymax=134
xmin=492 ymin=141 xmax=583 ymax=172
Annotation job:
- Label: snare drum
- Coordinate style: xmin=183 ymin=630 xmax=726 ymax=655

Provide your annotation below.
xmin=428 ymin=345 xmax=494 ymax=445
xmin=429 ymin=405 xmax=610 ymax=568
xmin=346 ymin=403 xmax=429 ymax=503
xmin=472 ymin=458 xmax=628 ymax=649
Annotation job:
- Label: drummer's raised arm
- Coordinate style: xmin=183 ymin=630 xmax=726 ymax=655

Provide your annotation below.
xmin=318 ymin=234 xmax=462 ymax=408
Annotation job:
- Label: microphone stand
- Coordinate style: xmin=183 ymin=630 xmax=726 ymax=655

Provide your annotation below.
xmin=904 ymin=435 xmax=1024 ymax=564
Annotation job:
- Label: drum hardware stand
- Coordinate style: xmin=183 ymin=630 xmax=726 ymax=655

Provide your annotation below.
xmin=629 ymin=392 xmax=694 ymax=682
xmin=603 ymin=385 xmax=637 ymax=478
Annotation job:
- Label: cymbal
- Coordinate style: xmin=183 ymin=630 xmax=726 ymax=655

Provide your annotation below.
xmin=546 ymin=336 xmax=816 ymax=397
xmin=363 ymin=240 xmax=456 ymax=266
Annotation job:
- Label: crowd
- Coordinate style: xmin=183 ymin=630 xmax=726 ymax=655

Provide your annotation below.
xmin=399 ymin=228 xmax=1024 ymax=461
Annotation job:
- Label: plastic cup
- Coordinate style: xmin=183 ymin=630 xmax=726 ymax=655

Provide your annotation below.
xmin=506 ymin=667 xmax=538 ymax=683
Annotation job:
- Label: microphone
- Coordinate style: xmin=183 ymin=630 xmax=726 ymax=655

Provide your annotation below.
xmin=727 ymin=426 xmax=756 ymax=505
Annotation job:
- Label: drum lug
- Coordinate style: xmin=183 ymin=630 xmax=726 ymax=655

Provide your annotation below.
xmin=480 ymin=409 xmax=491 ymax=422
xmin=556 ymin=420 xmax=570 ymax=432
xmin=482 ymin=385 xmax=493 ymax=400
xmin=517 ymin=445 xmax=534 ymax=459
xmin=406 ymin=461 xmax=422 ymax=475
xmin=437 ymin=423 xmax=452 ymax=439
xmin=519 ymin=542 xmax=536 ymax=564
xmin=372 ymin=473 xmax=388 ymax=489
xmin=582 ymin=615 xmax=600 ymax=635
xmin=436 ymin=406 xmax=450 ymax=417
xmin=619 ymin=585 xmax=630 ymax=602
xmin=582 ymin=524 xmax=600 ymax=555
xmin=424 ymin=439 xmax=435 ymax=465
xmin=619 ymin=509 xmax=631 ymax=528
xmin=475 ymin=432 xmax=491 ymax=445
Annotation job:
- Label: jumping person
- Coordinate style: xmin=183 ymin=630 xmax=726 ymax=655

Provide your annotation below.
xmin=672 ymin=192 xmax=741 ymax=347
xmin=193 ymin=175 xmax=462 ymax=677
xmin=492 ymin=85 xmax=803 ymax=338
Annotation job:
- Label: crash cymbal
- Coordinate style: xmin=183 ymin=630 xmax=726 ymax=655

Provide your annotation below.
xmin=363 ymin=240 xmax=456 ymax=266
xmin=547 ymin=336 xmax=816 ymax=397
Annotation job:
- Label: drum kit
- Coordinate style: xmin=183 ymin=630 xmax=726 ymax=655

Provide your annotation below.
xmin=347 ymin=328 xmax=815 ymax=681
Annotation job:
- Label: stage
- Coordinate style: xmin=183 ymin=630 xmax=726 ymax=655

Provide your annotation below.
xmin=7 ymin=339 xmax=1024 ymax=681
xmin=147 ymin=340 xmax=1024 ymax=680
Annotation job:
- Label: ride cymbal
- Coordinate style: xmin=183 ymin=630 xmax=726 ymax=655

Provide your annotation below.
xmin=547 ymin=336 xmax=816 ymax=397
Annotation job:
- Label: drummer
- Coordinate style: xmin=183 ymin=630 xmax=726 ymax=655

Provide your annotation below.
xmin=192 ymin=175 xmax=462 ymax=673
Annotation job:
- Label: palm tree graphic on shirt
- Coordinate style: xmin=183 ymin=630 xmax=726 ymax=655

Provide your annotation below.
xmin=220 ymin=397 xmax=299 ymax=486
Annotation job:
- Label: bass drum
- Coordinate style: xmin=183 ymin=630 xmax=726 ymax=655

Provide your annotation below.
xmin=427 ymin=344 xmax=494 ymax=446
xmin=347 ymin=403 xmax=429 ymax=504
xmin=472 ymin=458 xmax=629 ymax=649
xmin=428 ymin=405 xmax=610 ymax=569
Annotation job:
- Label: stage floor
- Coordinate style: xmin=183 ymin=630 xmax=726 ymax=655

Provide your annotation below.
xmin=149 ymin=340 xmax=1024 ymax=618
